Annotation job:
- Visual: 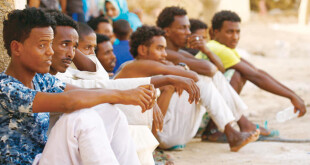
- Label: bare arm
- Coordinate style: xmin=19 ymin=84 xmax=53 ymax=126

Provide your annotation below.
xmin=32 ymin=83 xmax=155 ymax=113
xmin=59 ymin=0 xmax=67 ymax=13
xmin=166 ymin=49 xmax=218 ymax=77
xmin=151 ymin=75 xmax=200 ymax=104
xmin=28 ymin=0 xmax=40 ymax=8
xmin=72 ymin=49 xmax=96 ymax=72
xmin=115 ymin=61 xmax=200 ymax=103
xmin=232 ymin=58 xmax=306 ymax=116
xmin=116 ymin=60 xmax=199 ymax=81
xmin=187 ymin=34 xmax=225 ymax=73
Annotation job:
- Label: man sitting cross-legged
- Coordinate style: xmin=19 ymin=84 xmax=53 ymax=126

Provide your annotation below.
xmin=115 ymin=25 xmax=260 ymax=152
xmin=0 ymin=8 xmax=156 ymax=164
xmin=47 ymin=11 xmax=200 ymax=164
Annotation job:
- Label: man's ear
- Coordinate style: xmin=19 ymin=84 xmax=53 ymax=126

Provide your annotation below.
xmin=163 ymin=27 xmax=170 ymax=37
xmin=10 ymin=40 xmax=22 ymax=57
xmin=137 ymin=45 xmax=147 ymax=57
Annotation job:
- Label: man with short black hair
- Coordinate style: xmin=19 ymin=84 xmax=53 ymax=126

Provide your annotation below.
xmin=95 ymin=34 xmax=116 ymax=75
xmin=199 ymin=10 xmax=306 ymax=119
xmin=182 ymin=18 xmax=209 ymax=56
xmin=87 ymin=16 xmax=115 ymax=42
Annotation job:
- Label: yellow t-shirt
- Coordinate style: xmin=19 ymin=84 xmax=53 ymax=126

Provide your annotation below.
xmin=195 ymin=40 xmax=241 ymax=69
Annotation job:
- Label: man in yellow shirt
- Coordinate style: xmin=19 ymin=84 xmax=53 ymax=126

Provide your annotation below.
xmin=198 ymin=10 xmax=306 ymax=118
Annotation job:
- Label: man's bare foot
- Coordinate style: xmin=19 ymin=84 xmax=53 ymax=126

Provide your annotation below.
xmin=228 ymin=129 xmax=260 ymax=152
xmin=201 ymin=129 xmax=227 ymax=142
xmin=201 ymin=119 xmax=227 ymax=142
xmin=240 ymin=122 xmax=270 ymax=136
xmin=237 ymin=116 xmax=271 ymax=136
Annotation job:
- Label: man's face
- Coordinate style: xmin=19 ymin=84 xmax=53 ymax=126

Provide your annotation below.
xmin=51 ymin=26 xmax=78 ymax=74
xmin=96 ymin=41 xmax=116 ymax=72
xmin=78 ymin=32 xmax=97 ymax=55
xmin=145 ymin=36 xmax=167 ymax=63
xmin=214 ymin=21 xmax=240 ymax=49
xmin=19 ymin=27 xmax=54 ymax=74
xmin=96 ymin=22 xmax=113 ymax=39
xmin=165 ymin=15 xmax=191 ymax=48
xmin=193 ymin=28 xmax=209 ymax=42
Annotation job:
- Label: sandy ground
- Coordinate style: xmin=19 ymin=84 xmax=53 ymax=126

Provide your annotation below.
xmin=166 ymin=13 xmax=310 ymax=165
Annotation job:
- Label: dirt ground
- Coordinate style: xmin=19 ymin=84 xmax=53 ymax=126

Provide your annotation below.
xmin=167 ymin=13 xmax=310 ymax=165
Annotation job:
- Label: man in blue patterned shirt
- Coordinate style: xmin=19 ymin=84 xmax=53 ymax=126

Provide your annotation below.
xmin=0 ymin=7 xmax=156 ymax=164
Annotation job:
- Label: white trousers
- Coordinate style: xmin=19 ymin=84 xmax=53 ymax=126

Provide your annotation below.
xmin=157 ymin=71 xmax=247 ymax=148
xmin=37 ymin=104 xmax=141 ymax=165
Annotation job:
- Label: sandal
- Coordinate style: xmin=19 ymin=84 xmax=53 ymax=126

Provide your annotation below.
xmin=256 ymin=121 xmax=280 ymax=137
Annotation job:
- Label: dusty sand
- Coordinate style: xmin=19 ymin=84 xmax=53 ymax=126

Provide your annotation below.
xmin=166 ymin=13 xmax=310 ymax=165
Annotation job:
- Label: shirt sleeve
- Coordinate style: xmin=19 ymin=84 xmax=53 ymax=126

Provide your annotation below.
xmin=43 ymin=73 xmax=66 ymax=93
xmin=195 ymin=51 xmax=209 ymax=60
xmin=0 ymin=81 xmax=37 ymax=113
xmin=207 ymin=41 xmax=241 ymax=69
xmin=216 ymin=48 xmax=241 ymax=69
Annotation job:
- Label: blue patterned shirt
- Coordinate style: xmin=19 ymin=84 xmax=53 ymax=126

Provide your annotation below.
xmin=0 ymin=72 xmax=66 ymax=164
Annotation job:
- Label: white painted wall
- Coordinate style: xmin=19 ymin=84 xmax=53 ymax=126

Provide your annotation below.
xmin=14 ymin=0 xmax=26 ymax=10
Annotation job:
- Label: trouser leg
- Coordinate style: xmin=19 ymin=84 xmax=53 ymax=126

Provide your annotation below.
xmin=92 ymin=104 xmax=141 ymax=165
xmin=40 ymin=108 xmax=120 ymax=165
xmin=157 ymin=92 xmax=206 ymax=149
xmin=210 ymin=71 xmax=247 ymax=121
xmin=197 ymin=75 xmax=235 ymax=132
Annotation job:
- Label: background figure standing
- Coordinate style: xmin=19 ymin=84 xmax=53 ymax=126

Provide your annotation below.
xmin=101 ymin=0 xmax=142 ymax=31
xmin=60 ymin=0 xmax=86 ymax=22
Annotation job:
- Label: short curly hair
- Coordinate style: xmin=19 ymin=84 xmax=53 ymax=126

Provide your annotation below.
xmin=190 ymin=19 xmax=208 ymax=33
xmin=212 ymin=10 xmax=241 ymax=30
xmin=156 ymin=6 xmax=187 ymax=29
xmin=87 ymin=16 xmax=110 ymax=31
xmin=130 ymin=25 xmax=165 ymax=58
xmin=3 ymin=7 xmax=56 ymax=56
xmin=47 ymin=10 xmax=78 ymax=34
xmin=95 ymin=33 xmax=110 ymax=54
xmin=113 ymin=19 xmax=131 ymax=40
xmin=77 ymin=22 xmax=95 ymax=40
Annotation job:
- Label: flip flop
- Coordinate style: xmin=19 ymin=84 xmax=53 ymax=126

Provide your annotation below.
xmin=256 ymin=121 xmax=280 ymax=137
xmin=167 ymin=144 xmax=186 ymax=151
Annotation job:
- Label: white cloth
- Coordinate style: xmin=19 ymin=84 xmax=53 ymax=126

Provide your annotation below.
xmin=53 ymin=57 xmax=157 ymax=164
xmin=129 ymin=125 xmax=159 ymax=165
xmin=157 ymin=92 xmax=206 ymax=149
xmin=39 ymin=104 xmax=140 ymax=165
xmin=211 ymin=71 xmax=247 ymax=121
xmin=56 ymin=68 xmax=153 ymax=126
xmin=157 ymin=71 xmax=247 ymax=148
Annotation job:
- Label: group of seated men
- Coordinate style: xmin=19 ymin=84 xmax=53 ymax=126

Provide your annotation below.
xmin=0 ymin=5 xmax=306 ymax=165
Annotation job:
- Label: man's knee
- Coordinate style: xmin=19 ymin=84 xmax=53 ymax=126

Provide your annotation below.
xmin=62 ymin=109 xmax=103 ymax=127
xmin=93 ymin=103 xmax=128 ymax=124
xmin=230 ymin=70 xmax=246 ymax=93
xmin=203 ymin=63 xmax=218 ymax=77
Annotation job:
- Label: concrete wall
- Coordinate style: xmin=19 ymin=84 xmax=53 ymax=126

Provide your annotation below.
xmin=0 ymin=0 xmax=14 ymax=72
xmin=0 ymin=0 xmax=26 ymax=72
